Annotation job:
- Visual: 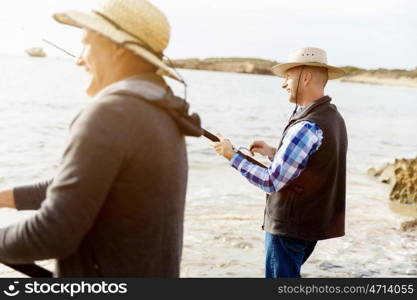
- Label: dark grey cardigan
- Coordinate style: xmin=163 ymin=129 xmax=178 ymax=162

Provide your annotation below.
xmin=0 ymin=74 xmax=197 ymax=277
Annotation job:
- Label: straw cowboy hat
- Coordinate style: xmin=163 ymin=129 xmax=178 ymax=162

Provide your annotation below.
xmin=53 ymin=0 xmax=181 ymax=81
xmin=272 ymin=47 xmax=345 ymax=80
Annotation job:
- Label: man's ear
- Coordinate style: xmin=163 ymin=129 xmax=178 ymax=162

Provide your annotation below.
xmin=112 ymin=43 xmax=126 ymax=58
xmin=303 ymin=71 xmax=313 ymax=87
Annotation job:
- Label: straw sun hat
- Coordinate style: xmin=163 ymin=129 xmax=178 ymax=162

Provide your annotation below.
xmin=272 ymin=47 xmax=345 ymax=80
xmin=53 ymin=0 xmax=181 ymax=81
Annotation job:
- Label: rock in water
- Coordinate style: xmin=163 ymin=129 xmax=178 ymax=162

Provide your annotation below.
xmin=25 ymin=47 xmax=46 ymax=58
xmin=390 ymin=158 xmax=417 ymax=204
xmin=370 ymin=158 xmax=417 ymax=204
xmin=400 ymin=219 xmax=417 ymax=232
xmin=368 ymin=164 xmax=396 ymax=184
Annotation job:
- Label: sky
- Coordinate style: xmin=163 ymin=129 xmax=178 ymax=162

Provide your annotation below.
xmin=0 ymin=0 xmax=416 ymax=69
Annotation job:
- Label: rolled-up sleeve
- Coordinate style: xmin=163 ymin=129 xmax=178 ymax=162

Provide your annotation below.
xmin=0 ymin=98 xmax=129 ymax=263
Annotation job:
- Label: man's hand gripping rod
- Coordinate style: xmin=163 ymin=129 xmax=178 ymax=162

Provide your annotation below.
xmin=203 ymin=129 xmax=267 ymax=168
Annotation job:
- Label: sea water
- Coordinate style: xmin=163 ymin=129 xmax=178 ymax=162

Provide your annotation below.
xmin=0 ymin=55 xmax=416 ymax=277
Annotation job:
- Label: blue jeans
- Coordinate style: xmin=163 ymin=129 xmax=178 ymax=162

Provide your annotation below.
xmin=265 ymin=232 xmax=317 ymax=278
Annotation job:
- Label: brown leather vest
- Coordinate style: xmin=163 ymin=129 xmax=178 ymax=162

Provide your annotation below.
xmin=263 ymin=96 xmax=347 ymax=241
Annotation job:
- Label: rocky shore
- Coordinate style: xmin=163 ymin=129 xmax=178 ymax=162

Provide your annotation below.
xmin=390 ymin=159 xmax=417 ymax=204
xmin=170 ymin=58 xmax=417 ymax=88
xmin=171 ymin=58 xmax=276 ymax=75
xmin=369 ymin=158 xmax=417 ymax=231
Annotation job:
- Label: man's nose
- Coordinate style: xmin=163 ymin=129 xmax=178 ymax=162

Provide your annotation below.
xmin=75 ymin=56 xmax=84 ymax=66
xmin=281 ymin=80 xmax=288 ymax=89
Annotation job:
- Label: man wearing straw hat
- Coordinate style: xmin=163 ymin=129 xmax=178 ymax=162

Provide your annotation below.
xmin=0 ymin=0 xmax=201 ymax=277
xmin=212 ymin=47 xmax=347 ymax=278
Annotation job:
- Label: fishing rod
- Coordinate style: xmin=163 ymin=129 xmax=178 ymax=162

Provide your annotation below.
xmin=39 ymin=39 xmax=268 ymax=169
xmin=0 ymin=40 xmax=265 ymax=278
xmin=202 ymin=129 xmax=267 ymax=168
xmin=1 ymin=132 xmax=264 ymax=278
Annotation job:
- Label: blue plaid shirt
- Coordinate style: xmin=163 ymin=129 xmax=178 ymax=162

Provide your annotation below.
xmin=230 ymin=121 xmax=323 ymax=194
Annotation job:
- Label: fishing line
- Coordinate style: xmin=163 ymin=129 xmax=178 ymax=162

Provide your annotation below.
xmin=20 ymin=33 xmax=260 ymax=168
xmin=41 ymin=38 xmax=76 ymax=58
xmin=162 ymin=53 xmax=188 ymax=101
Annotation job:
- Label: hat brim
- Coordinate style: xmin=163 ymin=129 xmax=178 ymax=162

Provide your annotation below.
xmin=53 ymin=10 xmax=182 ymax=82
xmin=271 ymin=62 xmax=345 ymax=80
